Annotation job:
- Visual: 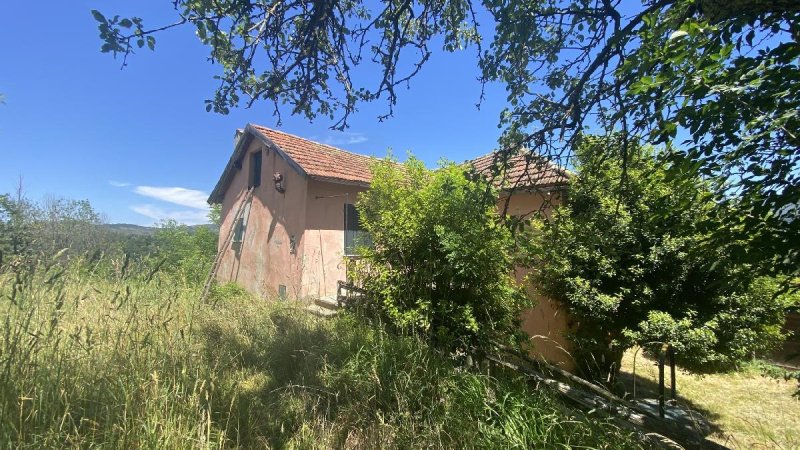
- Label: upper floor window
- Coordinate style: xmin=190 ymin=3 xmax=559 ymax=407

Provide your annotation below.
xmin=248 ymin=151 xmax=262 ymax=188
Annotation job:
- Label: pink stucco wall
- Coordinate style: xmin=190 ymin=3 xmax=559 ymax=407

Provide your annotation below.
xmin=216 ymin=137 xmax=365 ymax=300
xmin=302 ymin=180 xmax=366 ymax=298
xmin=216 ymin=138 xmax=309 ymax=299
xmin=499 ymin=189 xmax=576 ymax=372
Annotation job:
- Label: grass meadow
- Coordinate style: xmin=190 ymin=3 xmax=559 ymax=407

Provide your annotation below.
xmin=619 ymin=351 xmax=799 ymax=450
xmin=0 ymin=254 xmax=643 ymax=449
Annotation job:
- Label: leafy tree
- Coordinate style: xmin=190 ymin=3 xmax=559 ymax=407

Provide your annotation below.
xmin=93 ymin=2 xmax=798 ymax=275
xmin=36 ymin=196 xmax=105 ymax=255
xmin=207 ymin=203 xmax=222 ymax=227
xmin=0 ymin=194 xmax=36 ymax=267
xmin=528 ymin=135 xmax=793 ymax=381
xmin=356 ymin=157 xmax=528 ymax=352
xmin=153 ymin=220 xmax=218 ymax=283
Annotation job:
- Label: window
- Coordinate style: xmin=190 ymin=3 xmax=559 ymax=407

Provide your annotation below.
xmin=344 ymin=203 xmax=371 ymax=256
xmin=248 ymin=151 xmax=262 ymax=188
xmin=232 ymin=217 xmax=245 ymax=244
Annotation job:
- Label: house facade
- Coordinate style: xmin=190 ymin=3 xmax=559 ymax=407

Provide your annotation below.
xmin=209 ymin=124 xmax=373 ymax=300
xmin=209 ymin=124 xmax=575 ymax=369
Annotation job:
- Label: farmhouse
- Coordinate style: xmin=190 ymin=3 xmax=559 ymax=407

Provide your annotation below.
xmin=208 ymin=123 xmax=574 ymax=368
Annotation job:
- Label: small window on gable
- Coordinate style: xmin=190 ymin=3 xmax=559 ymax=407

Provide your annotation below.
xmin=248 ymin=151 xmax=262 ymax=188
xmin=344 ymin=203 xmax=371 ymax=256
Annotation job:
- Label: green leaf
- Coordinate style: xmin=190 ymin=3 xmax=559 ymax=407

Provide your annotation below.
xmin=196 ymin=21 xmax=207 ymax=40
xmin=90 ymin=10 xmax=106 ymax=23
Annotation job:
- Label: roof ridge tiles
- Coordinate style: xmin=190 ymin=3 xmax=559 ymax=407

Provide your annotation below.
xmin=250 ymin=124 xmax=380 ymax=160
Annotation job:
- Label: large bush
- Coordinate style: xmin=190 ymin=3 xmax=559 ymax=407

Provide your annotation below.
xmin=355 ymin=157 xmax=528 ymax=352
xmin=529 ymin=136 xmax=793 ymax=380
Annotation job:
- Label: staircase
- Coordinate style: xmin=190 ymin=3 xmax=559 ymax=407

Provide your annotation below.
xmin=200 ymin=187 xmax=254 ymax=304
xmin=304 ymin=281 xmax=362 ymax=317
xmin=305 ymin=295 xmax=339 ymax=317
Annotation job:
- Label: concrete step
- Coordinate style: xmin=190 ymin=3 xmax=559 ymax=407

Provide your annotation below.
xmin=305 ymin=304 xmax=338 ymax=318
xmin=315 ymin=295 xmax=339 ymax=310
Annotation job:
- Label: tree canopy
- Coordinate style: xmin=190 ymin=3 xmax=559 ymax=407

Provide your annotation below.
xmin=94 ymin=1 xmax=799 ymax=276
xmin=528 ymin=135 xmax=795 ymax=380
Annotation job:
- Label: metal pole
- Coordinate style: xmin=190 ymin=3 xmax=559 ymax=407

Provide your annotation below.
xmin=669 ymin=344 xmax=676 ymax=400
xmin=658 ymin=344 xmax=666 ymax=418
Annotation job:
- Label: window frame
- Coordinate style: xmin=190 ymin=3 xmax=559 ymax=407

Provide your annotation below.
xmin=344 ymin=203 xmax=370 ymax=256
xmin=232 ymin=216 xmax=245 ymax=244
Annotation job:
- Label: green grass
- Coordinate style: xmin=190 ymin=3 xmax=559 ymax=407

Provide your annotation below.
xmin=0 ymin=256 xmax=644 ymax=449
xmin=619 ymin=350 xmax=800 ymax=449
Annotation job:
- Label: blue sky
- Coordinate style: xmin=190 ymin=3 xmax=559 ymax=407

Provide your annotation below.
xmin=0 ymin=1 xmax=510 ymax=225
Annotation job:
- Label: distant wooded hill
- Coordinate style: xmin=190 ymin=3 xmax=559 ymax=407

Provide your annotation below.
xmin=103 ymin=223 xmax=219 ymax=236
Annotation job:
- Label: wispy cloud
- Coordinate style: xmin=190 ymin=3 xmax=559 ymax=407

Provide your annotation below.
xmin=108 ymin=180 xmax=131 ymax=187
xmin=322 ymin=132 xmax=367 ymax=146
xmin=128 ymin=185 xmax=211 ymax=225
xmin=134 ymin=186 xmax=209 ymax=210
xmin=130 ymin=204 xmax=210 ymax=226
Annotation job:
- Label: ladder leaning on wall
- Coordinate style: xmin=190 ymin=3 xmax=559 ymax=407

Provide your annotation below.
xmin=200 ymin=187 xmax=255 ymax=303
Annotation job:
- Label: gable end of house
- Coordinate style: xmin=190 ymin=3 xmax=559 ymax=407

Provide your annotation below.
xmin=208 ymin=124 xmax=311 ymax=204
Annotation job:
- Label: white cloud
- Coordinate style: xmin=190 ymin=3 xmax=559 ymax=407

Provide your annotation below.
xmin=128 ymin=185 xmax=211 ymax=225
xmin=109 ymin=180 xmax=131 ymax=187
xmin=130 ymin=204 xmax=210 ymax=226
xmin=323 ymin=132 xmax=367 ymax=146
xmin=134 ymin=186 xmax=209 ymax=210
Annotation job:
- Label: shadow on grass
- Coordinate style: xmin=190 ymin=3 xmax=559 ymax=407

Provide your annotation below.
xmin=194 ymin=305 xmax=648 ymax=449
xmin=197 ymin=308 xmax=346 ymax=448
xmin=614 ymin=360 xmax=724 ymax=441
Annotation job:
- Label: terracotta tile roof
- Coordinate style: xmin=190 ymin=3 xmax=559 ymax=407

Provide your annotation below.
xmin=470 ymin=150 xmax=570 ymax=190
xmin=209 ymin=124 xmax=569 ymax=203
xmin=251 ymin=124 xmax=375 ymax=185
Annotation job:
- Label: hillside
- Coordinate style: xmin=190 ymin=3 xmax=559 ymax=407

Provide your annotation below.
xmin=103 ymin=223 xmax=219 ymax=236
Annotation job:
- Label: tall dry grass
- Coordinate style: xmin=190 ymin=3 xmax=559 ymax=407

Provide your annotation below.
xmin=0 ymin=254 xmax=224 ymax=448
xmin=0 ymin=254 xmax=644 ymax=449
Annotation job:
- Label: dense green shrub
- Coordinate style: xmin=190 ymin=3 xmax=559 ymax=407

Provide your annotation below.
xmin=529 ymin=135 xmax=793 ymax=380
xmin=355 ymin=156 xmax=528 ymax=352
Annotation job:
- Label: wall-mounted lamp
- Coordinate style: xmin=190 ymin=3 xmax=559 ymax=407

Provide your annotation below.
xmin=273 ymin=172 xmax=285 ymax=193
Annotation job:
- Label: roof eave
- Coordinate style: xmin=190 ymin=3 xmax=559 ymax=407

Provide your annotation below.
xmin=208 ymin=130 xmax=254 ymax=204
xmin=498 ymin=182 xmax=569 ymax=194
xmin=309 ymin=175 xmax=371 ymax=188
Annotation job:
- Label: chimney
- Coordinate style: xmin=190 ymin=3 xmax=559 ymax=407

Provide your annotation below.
xmin=234 ymin=128 xmax=244 ymax=147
